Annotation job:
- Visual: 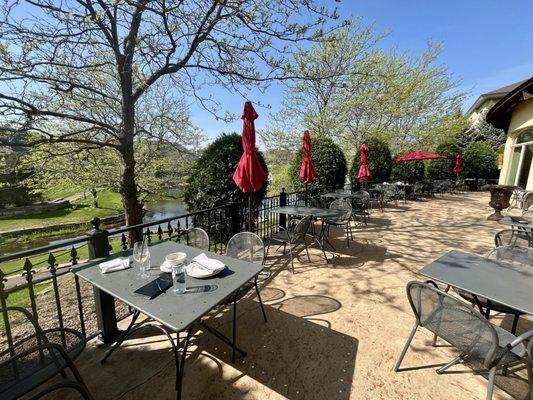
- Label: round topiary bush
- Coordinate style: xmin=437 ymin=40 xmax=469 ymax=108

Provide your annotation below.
xmin=391 ymin=159 xmax=425 ymax=183
xmin=288 ymin=135 xmax=347 ymax=195
xmin=426 ymin=139 xmax=461 ymax=180
xmin=462 ymin=141 xmax=498 ymax=179
xmin=184 ymin=133 xmax=269 ymax=210
xmin=349 ymin=137 xmax=392 ymax=184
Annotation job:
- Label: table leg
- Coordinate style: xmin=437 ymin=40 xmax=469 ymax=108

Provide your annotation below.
xmin=198 ymin=321 xmax=247 ymax=358
xmin=176 ymin=327 xmax=193 ymax=400
xmin=93 ymin=287 xmax=119 ymax=344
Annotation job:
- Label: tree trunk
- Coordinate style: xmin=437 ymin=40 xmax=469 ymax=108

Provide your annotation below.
xmin=119 ymin=144 xmax=143 ymax=245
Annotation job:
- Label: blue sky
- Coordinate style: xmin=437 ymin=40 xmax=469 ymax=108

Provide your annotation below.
xmin=191 ymin=0 xmax=533 ymax=140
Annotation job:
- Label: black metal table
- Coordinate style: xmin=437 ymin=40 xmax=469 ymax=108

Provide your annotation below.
xmin=499 ymin=216 xmax=533 ymax=231
xmin=419 ymin=250 xmax=533 ymax=315
xmin=74 ymin=241 xmax=263 ymax=400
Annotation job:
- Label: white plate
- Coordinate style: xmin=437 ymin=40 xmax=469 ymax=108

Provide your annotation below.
xmin=186 ymin=262 xmax=225 ymax=279
xmin=160 ymin=260 xmax=175 ymax=273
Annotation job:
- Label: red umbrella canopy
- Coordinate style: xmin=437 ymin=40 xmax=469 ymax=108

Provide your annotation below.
xmin=299 ymin=130 xmax=318 ymax=184
xmin=357 ymin=143 xmax=371 ymax=182
xmin=453 ymin=154 xmax=462 ymax=175
xmin=395 ymin=150 xmax=444 ymax=163
xmin=232 ymin=101 xmax=267 ymax=193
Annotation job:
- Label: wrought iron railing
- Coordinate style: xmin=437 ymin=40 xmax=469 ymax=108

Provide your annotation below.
xmin=0 ymin=188 xmax=305 ymax=347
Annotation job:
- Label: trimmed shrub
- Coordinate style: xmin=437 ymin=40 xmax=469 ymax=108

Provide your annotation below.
xmin=391 ymin=159 xmax=425 ymax=183
xmin=462 ymin=142 xmax=498 ymax=179
xmin=349 ymin=137 xmax=392 ymax=184
xmin=289 ymin=135 xmax=347 ymax=195
xmin=184 ymin=133 xmax=269 ymax=210
xmin=426 ymin=140 xmax=461 ymax=180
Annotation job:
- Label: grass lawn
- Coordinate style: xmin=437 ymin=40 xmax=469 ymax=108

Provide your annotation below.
xmin=42 ymin=186 xmax=84 ymax=201
xmin=0 ymin=191 xmax=123 ymax=232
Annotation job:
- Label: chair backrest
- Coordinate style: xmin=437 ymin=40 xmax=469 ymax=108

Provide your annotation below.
xmin=226 ymin=232 xmax=265 ymax=265
xmin=353 ymin=190 xmax=370 ymax=203
xmin=177 ymin=227 xmax=210 ymax=250
xmin=290 ymin=215 xmax=312 ymax=242
xmin=494 ymin=229 xmax=533 ymax=248
xmin=329 ymin=199 xmax=352 ymax=221
xmin=523 ymin=192 xmax=533 ymax=213
xmin=406 ymin=281 xmax=499 ymax=367
xmin=486 ymin=245 xmax=533 ymax=267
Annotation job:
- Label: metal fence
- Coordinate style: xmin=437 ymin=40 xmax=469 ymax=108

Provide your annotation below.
xmin=0 ymin=189 xmax=305 ymax=347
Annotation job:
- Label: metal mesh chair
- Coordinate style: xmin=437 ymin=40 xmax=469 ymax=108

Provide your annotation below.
xmin=494 ymin=229 xmax=533 ymax=248
xmin=0 ymin=307 xmax=92 ymax=400
xmin=326 ymin=199 xmax=353 ymax=247
xmin=487 ymin=245 xmax=533 ymax=266
xmin=266 ymin=215 xmax=317 ymax=273
xmin=176 ymin=227 xmax=210 ymax=250
xmin=522 ymin=191 xmax=533 ymax=216
xmin=395 ymin=281 xmax=533 ymax=400
xmin=351 ymin=191 xmax=371 ymax=224
xmin=383 ymin=184 xmax=401 ymax=204
xmin=223 ymin=232 xmax=267 ymax=363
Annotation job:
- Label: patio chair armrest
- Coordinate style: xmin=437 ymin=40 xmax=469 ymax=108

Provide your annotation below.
xmin=509 ymin=330 xmax=533 ymax=348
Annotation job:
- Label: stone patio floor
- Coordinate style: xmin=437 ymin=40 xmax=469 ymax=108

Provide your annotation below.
xmin=44 ymin=192 xmax=531 ymax=400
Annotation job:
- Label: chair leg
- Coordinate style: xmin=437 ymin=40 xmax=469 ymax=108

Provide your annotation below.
xmin=288 ymin=244 xmax=295 ymax=273
xmin=304 ymin=236 xmax=311 ymax=262
xmin=436 ymin=355 xmax=464 ymax=374
xmin=486 ymin=366 xmax=497 ymax=400
xmin=511 ymin=313 xmax=520 ymax=335
xmin=345 ymin=224 xmax=350 ymax=247
xmin=527 ymin=363 xmax=533 ymax=400
xmin=394 ymin=322 xmax=419 ymax=372
xmin=232 ymin=300 xmax=237 ymax=364
xmin=254 ymin=277 xmax=267 ymax=323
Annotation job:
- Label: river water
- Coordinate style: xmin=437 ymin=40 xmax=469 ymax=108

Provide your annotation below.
xmin=0 ymin=199 xmax=189 ymax=254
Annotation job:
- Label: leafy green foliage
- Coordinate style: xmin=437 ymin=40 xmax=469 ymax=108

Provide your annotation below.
xmin=391 ymin=160 xmax=425 ymax=183
xmin=462 ymin=142 xmax=498 ymax=179
xmin=289 ymin=135 xmax=347 ymax=195
xmin=426 ymin=140 xmax=461 ymax=180
xmin=349 ymin=137 xmax=392 ymax=184
xmin=184 ymin=133 xmax=268 ymax=210
xmin=0 ymin=150 xmax=40 ymax=208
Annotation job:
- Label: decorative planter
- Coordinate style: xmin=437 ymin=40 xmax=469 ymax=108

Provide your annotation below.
xmin=487 ymin=185 xmax=513 ymax=220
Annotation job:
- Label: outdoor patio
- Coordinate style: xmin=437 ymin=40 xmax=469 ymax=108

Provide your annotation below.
xmin=40 ymin=191 xmax=531 ymax=400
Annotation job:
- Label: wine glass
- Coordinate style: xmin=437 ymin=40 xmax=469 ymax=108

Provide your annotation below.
xmin=133 ymin=241 xmax=150 ymax=278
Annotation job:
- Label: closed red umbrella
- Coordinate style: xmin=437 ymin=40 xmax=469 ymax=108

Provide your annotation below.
xmin=232 ymin=101 xmax=267 ymax=193
xmin=453 ymin=154 xmax=462 ymax=175
xmin=299 ymin=130 xmax=318 ymax=184
xmin=395 ymin=150 xmax=444 ymax=163
xmin=357 ymin=143 xmax=371 ymax=182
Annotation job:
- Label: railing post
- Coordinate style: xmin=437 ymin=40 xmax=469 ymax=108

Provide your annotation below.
xmin=279 ymin=188 xmax=287 ymax=228
xmin=229 ymin=203 xmax=240 ymax=237
xmin=87 ymin=217 xmax=118 ymax=344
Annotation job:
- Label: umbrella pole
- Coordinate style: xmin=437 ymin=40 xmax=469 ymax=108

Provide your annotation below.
xmin=305 ymin=184 xmax=308 ymax=206
xmin=248 ymin=194 xmax=252 ymax=232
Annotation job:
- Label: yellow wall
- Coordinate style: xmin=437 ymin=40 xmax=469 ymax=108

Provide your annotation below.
xmin=499 ymin=98 xmax=533 ymax=190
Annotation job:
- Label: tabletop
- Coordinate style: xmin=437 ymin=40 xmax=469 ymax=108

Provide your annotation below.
xmin=419 ymin=250 xmax=533 ymax=315
xmin=499 ymin=216 xmax=533 ymax=230
xmin=321 ymin=192 xmax=359 ymax=199
xmin=270 ymin=205 xmax=345 ymax=219
xmin=74 ymin=241 xmax=263 ymax=332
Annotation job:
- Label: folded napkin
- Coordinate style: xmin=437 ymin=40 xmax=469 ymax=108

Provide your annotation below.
xmin=192 ymin=253 xmax=225 ymax=272
xmin=100 ymin=257 xmax=130 ymax=274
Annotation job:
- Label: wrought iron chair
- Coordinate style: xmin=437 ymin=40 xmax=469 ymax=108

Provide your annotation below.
xmin=266 ymin=215 xmax=318 ymax=273
xmin=522 ymin=191 xmax=533 ymax=216
xmin=0 ymin=307 xmax=92 ymax=400
xmin=383 ymin=184 xmax=401 ymax=205
xmin=395 ymin=281 xmax=533 ymax=400
xmin=495 ymin=229 xmax=533 ymax=248
xmin=176 ymin=227 xmax=210 ymax=250
xmin=351 ymin=190 xmax=370 ymax=225
xmin=326 ymin=199 xmax=353 ymax=247
xmin=222 ymin=232 xmax=268 ymax=363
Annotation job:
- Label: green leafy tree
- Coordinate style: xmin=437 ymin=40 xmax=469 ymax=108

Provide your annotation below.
xmin=391 ymin=160 xmax=425 ymax=183
xmin=184 ymin=133 xmax=268 ymax=210
xmin=289 ymin=135 xmax=347 ymax=195
xmin=462 ymin=142 xmax=498 ymax=179
xmin=426 ymin=139 xmax=461 ymax=180
xmin=349 ymin=137 xmax=392 ymax=184
xmin=0 ymin=148 xmax=40 ymax=208
xmin=0 ymin=0 xmax=338 ymax=243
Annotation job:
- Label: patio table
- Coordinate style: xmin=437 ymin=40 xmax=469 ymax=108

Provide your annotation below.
xmin=74 ymin=240 xmax=263 ymax=400
xmin=499 ymin=215 xmax=533 ymax=231
xmin=321 ymin=192 xmax=359 ymax=199
xmin=419 ymin=250 xmax=533 ymax=315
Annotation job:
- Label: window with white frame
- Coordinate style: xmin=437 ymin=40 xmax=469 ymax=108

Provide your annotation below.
xmin=507 ymin=131 xmax=533 ymax=188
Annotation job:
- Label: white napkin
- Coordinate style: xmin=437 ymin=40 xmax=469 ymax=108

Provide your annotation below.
xmin=100 ymin=257 xmax=130 ymax=274
xmin=192 ymin=253 xmax=225 ymax=272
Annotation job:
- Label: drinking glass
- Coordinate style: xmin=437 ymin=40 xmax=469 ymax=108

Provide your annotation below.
xmin=171 ymin=261 xmax=187 ymax=294
xmin=133 ymin=241 xmax=150 ymax=279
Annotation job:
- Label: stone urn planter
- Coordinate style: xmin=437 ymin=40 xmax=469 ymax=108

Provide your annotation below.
xmin=487 ymin=185 xmax=513 ymax=220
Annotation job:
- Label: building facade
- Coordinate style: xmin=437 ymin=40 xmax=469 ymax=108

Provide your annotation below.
xmin=486 ymin=78 xmax=533 ymax=190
